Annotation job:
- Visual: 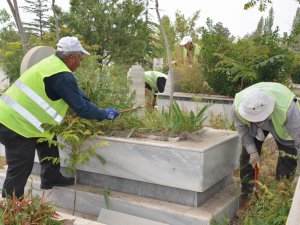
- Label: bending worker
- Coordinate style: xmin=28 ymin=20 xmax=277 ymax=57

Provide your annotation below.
xmin=0 ymin=36 xmax=120 ymax=198
xmin=180 ymin=35 xmax=200 ymax=65
xmin=145 ymin=71 xmax=168 ymax=107
xmin=232 ymin=82 xmax=300 ymax=205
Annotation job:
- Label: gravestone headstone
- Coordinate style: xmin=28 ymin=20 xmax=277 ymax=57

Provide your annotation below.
xmin=20 ymin=46 xmax=55 ymax=75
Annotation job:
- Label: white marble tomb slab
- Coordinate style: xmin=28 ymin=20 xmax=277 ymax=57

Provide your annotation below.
xmin=59 ymin=127 xmax=239 ymax=192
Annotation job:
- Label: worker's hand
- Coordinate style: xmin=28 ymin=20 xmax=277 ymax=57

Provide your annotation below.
xmin=249 ymin=152 xmax=260 ymax=168
xmin=105 ymin=108 xmax=120 ymax=120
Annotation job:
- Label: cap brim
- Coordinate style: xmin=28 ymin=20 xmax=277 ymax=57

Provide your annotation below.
xmin=81 ymin=48 xmax=90 ymax=55
xmin=180 ymin=41 xmax=188 ymax=46
xmin=238 ymin=95 xmax=275 ymax=122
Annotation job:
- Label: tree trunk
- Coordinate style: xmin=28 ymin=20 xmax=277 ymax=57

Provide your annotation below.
xmin=155 ymin=0 xmax=174 ymax=110
xmin=7 ymin=0 xmax=29 ymax=53
xmin=52 ymin=0 xmax=60 ymax=41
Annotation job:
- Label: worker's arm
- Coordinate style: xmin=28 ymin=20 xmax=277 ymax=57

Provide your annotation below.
xmin=284 ymin=100 xmax=300 ymax=152
xmin=285 ymin=100 xmax=300 ymax=180
xmin=44 ymin=72 xmax=108 ymax=120
xmin=232 ymin=104 xmax=257 ymax=154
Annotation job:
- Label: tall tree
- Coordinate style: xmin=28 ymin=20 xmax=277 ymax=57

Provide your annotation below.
xmin=52 ymin=0 xmax=60 ymax=41
xmin=291 ymin=7 xmax=300 ymax=51
xmin=263 ymin=7 xmax=274 ymax=35
xmin=6 ymin=0 xmax=28 ymax=53
xmin=21 ymin=0 xmax=51 ymax=37
xmin=155 ymin=0 xmax=174 ymax=110
xmin=253 ymin=16 xmax=264 ymax=36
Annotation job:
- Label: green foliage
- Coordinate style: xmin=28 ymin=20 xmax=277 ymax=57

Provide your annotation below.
xmin=0 ymin=191 xmax=63 ymax=224
xmin=290 ymin=53 xmax=300 ymax=84
xmin=140 ymin=101 xmax=210 ymax=135
xmin=43 ymin=116 xmax=106 ymax=175
xmin=200 ymin=21 xmax=236 ymax=96
xmin=0 ymin=26 xmax=23 ymax=82
xmin=242 ymin=178 xmax=294 ymax=225
xmin=244 ymin=0 xmax=272 ymax=11
xmin=253 ymin=33 xmax=294 ymax=84
xmin=201 ymin=21 xmax=294 ymax=96
xmin=63 ymin=0 xmax=158 ymax=65
xmin=74 ymin=55 xmax=135 ymax=110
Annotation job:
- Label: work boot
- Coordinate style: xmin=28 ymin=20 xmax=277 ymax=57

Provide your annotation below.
xmin=235 ymin=193 xmax=249 ymax=218
xmin=40 ymin=175 xmax=75 ymax=190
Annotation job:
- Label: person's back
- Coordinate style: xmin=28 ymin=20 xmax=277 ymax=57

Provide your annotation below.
xmin=144 ymin=71 xmax=168 ymax=93
xmin=144 ymin=71 xmax=167 ymax=108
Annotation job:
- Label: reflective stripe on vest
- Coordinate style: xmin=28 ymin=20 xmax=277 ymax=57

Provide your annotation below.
xmin=0 ymin=55 xmax=70 ymax=138
xmin=1 ymin=94 xmax=44 ymax=132
xmin=14 ymin=80 xmax=63 ymax=124
xmin=151 ymin=71 xmax=157 ymax=91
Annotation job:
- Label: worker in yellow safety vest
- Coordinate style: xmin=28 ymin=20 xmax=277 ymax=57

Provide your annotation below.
xmin=233 ymin=82 xmax=300 ymax=217
xmin=180 ymin=35 xmax=200 ymax=65
xmin=144 ymin=71 xmax=168 ymax=108
xmin=0 ymin=36 xmax=120 ymax=198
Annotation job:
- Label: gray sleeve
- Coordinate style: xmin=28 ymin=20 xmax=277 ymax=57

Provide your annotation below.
xmin=285 ymin=100 xmax=300 ymax=152
xmin=232 ymin=103 xmax=257 ymax=154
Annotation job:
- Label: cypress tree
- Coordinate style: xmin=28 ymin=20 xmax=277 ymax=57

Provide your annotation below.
xmin=21 ymin=0 xmax=50 ymax=37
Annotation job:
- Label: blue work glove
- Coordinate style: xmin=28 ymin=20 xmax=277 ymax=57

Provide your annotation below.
xmin=105 ymin=108 xmax=120 ymax=120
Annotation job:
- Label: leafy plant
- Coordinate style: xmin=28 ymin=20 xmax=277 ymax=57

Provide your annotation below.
xmin=242 ymin=178 xmax=293 ymax=225
xmin=240 ymin=146 xmax=296 ymax=225
xmin=41 ymin=115 xmax=107 ymax=215
xmin=0 ymin=191 xmax=63 ymax=225
xmin=140 ymin=101 xmax=211 ymax=135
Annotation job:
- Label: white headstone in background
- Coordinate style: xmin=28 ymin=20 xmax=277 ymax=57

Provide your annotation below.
xmin=127 ymin=64 xmax=145 ymax=109
xmin=153 ymin=58 xmax=163 ymax=71
xmin=20 ymin=46 xmax=55 ymax=75
xmin=0 ymin=69 xmax=9 ymax=91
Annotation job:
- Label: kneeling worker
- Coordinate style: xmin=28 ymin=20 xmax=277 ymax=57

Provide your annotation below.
xmin=145 ymin=71 xmax=168 ymax=108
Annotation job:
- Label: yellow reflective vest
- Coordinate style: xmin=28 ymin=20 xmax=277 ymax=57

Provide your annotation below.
xmin=0 ymin=55 xmax=71 ymax=139
xmin=145 ymin=71 xmax=168 ymax=92
xmin=234 ymin=82 xmax=298 ymax=140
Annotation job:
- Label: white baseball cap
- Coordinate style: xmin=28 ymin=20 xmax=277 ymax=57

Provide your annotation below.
xmin=180 ymin=36 xmax=193 ymax=45
xmin=57 ymin=36 xmax=90 ymax=55
xmin=238 ymin=88 xmax=275 ymax=122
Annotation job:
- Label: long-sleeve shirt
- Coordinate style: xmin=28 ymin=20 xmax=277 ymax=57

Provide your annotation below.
xmin=232 ymin=99 xmax=300 ymax=154
xmin=44 ymin=71 xmax=108 ymax=121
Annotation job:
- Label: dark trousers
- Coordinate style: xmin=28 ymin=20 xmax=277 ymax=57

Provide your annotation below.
xmin=0 ymin=124 xmax=61 ymax=198
xmin=240 ymin=131 xmax=297 ymax=194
